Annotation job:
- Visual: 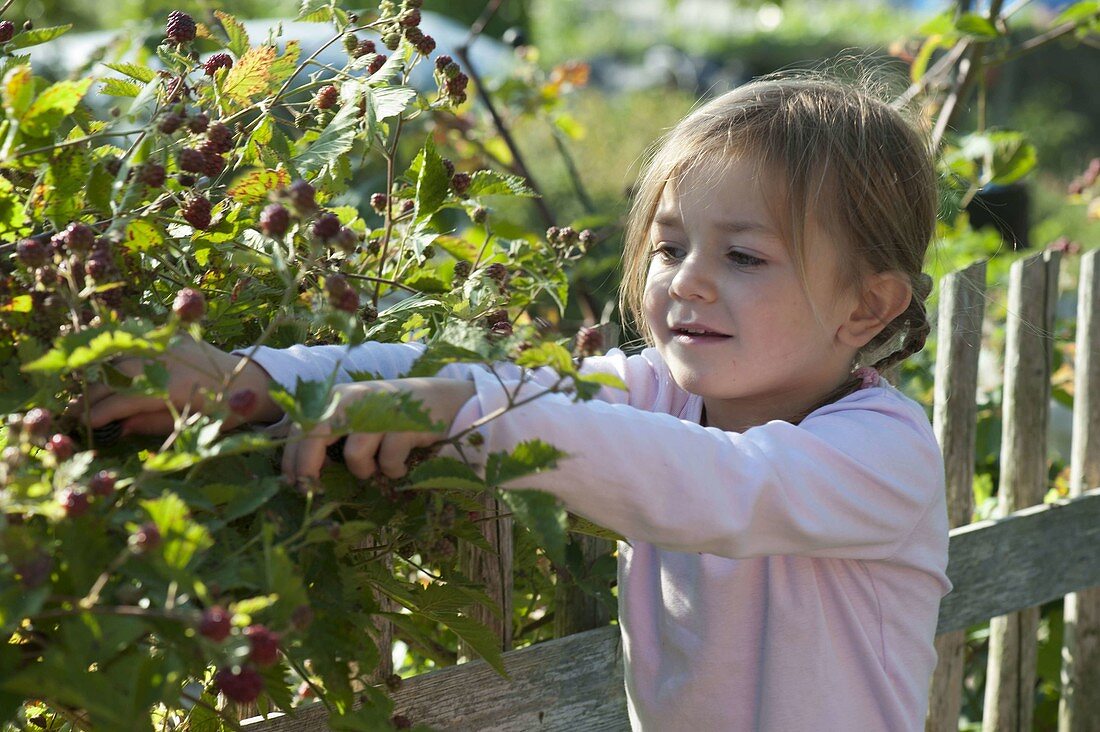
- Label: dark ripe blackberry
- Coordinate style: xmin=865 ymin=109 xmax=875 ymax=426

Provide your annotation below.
xmin=486 ymin=308 xmax=509 ymax=326
xmin=422 ymin=244 xmax=435 ymax=259
xmin=61 ymin=222 xmax=95 ymax=254
xmin=22 ymin=20 xmax=32 ymax=32
xmin=352 ymin=39 xmax=376 ymax=58
xmin=172 ymin=287 xmax=205 ymax=322
xmin=60 ymin=487 xmax=90 ymax=518
xmin=331 ymin=286 xmax=359 ymax=313
xmin=441 ymin=158 xmax=455 ymax=178
xmin=471 ymin=205 xmax=488 ymax=224
xmin=178 ymin=148 xmax=205 ymax=173
xmin=450 ymin=172 xmax=471 ymax=196
xmin=367 ymin=53 xmax=387 ymax=75
xmin=359 ymin=302 xmax=378 ymax=323
xmin=315 ymin=85 xmax=339 ymax=110
xmin=204 ymin=123 xmax=233 ymax=154
xmin=215 ymin=667 xmax=264 ymax=704
xmin=138 ymin=162 xmax=166 ymax=188
xmin=312 ymin=212 xmax=341 ymax=241
xmin=400 ymin=199 xmax=415 ymax=215
xmin=85 ymin=253 xmax=113 ymax=279
xmin=398 ymin=8 xmax=421 ymax=26
xmin=260 ymin=203 xmax=290 ymax=237
xmin=203 ymin=52 xmax=234 ymax=77
xmin=287 ymin=179 xmax=316 ymax=212
xmin=180 ymin=194 xmax=212 ymax=230
xmin=346 ymin=11 xmax=359 ymax=23
xmin=187 ymin=113 xmax=209 ymax=133
xmin=176 ymin=173 xmax=197 ymax=187
xmin=333 ymin=227 xmax=358 ymax=254
xmin=90 ymin=470 xmax=117 ymax=496
xmin=165 ymin=10 xmax=197 ymax=44
xmin=158 ymin=112 xmax=184 ymax=134
xmin=404 ymin=26 xmax=423 ymax=44
xmin=447 ymin=74 xmax=469 ymax=94
xmin=0 ymin=21 xmax=15 ymax=43
xmin=435 ymin=54 xmax=453 ymax=73
xmin=382 ymin=32 xmax=401 ymax=50
xmin=370 ymin=192 xmax=388 ymax=212
xmin=490 ymin=320 xmax=513 ymax=337
xmin=415 ymin=35 xmax=436 ymax=55
xmin=485 ymin=262 xmax=507 ymax=282
xmin=16 ymin=238 xmax=48 ymax=268
xmin=574 ymin=325 xmax=604 ymax=357
xmin=199 ymin=151 xmax=226 ymax=177
xmin=452 ymin=260 xmax=471 ymax=281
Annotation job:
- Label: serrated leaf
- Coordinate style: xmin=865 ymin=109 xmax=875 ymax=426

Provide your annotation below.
xmin=2 ymin=64 xmax=33 ymax=119
xmin=297 ymin=0 xmax=333 ymax=21
xmin=123 ymin=219 xmax=163 ymax=252
xmin=412 ymin=137 xmax=450 ymax=220
xmin=21 ymin=78 xmax=92 ymax=137
xmin=498 ymin=488 xmax=569 ymax=566
xmin=141 ymin=492 xmax=213 ymax=569
xmin=44 ymin=146 xmax=87 ymax=221
xmin=0 ymin=171 xmax=27 ymax=236
xmin=369 ymin=85 xmax=417 ymax=120
xmin=465 ymin=170 xmax=535 ymax=198
xmin=514 ymin=342 xmax=575 ymax=374
xmin=955 ymin=13 xmax=999 ymax=38
xmin=485 ymin=439 xmax=565 ymax=487
xmin=341 ymin=390 xmax=439 ymax=434
xmin=99 ymin=77 xmax=141 ymax=97
xmin=8 ymin=24 xmax=72 ymax=50
xmin=1053 ymin=1 xmax=1099 ymax=26
xmin=269 ymin=377 xmax=340 ymax=426
xmin=214 ymin=11 xmax=250 ymax=57
xmin=221 ymin=45 xmax=274 ymax=103
xmin=576 ymin=371 xmax=628 ymax=391
xmin=568 ymin=513 xmax=625 ymax=542
xmin=21 ymin=321 xmax=172 ymax=373
xmin=267 ymin=40 xmax=301 ymax=90
xmin=405 ymin=456 xmax=486 ymax=491
xmin=227 ymin=168 xmax=290 ymax=204
xmin=101 ymin=62 xmax=156 ymax=83
xmin=295 ymin=101 xmax=359 ymax=175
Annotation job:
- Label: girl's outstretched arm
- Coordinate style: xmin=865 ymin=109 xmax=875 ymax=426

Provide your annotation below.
xmin=450 ymin=370 xmax=946 ymax=565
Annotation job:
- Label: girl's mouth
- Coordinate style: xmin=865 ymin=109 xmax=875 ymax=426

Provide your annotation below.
xmin=672 ymin=328 xmax=731 ymax=344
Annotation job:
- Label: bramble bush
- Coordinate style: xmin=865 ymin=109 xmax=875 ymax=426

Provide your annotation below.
xmin=0 ymin=2 xmax=621 ymax=729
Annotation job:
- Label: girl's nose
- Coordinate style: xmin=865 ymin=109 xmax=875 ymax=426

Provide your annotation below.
xmin=669 ymin=255 xmax=716 ymax=302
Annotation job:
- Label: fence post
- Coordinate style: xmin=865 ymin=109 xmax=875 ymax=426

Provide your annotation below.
xmin=554 ymin=534 xmax=613 ymax=637
xmin=926 ymin=261 xmax=987 ymax=731
xmin=457 ymin=496 xmax=514 ymax=661
xmin=1060 ymin=249 xmax=1100 ymax=732
xmin=983 ymin=250 xmax=1061 ymax=732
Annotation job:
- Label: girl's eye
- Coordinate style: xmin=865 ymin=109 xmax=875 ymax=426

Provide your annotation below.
xmin=728 ymin=250 xmax=765 ymax=268
xmin=652 ymin=244 xmax=683 ymax=262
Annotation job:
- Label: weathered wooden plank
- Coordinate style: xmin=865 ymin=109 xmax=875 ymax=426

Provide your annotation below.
xmin=1061 ymin=249 xmax=1100 ymax=732
xmin=458 ymin=495 xmax=513 ymax=661
xmin=927 ymin=262 xmax=987 ymax=732
xmin=984 ymin=251 xmax=1060 ymax=732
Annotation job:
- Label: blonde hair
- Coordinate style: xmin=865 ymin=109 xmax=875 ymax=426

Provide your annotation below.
xmin=619 ymin=72 xmax=937 ymax=404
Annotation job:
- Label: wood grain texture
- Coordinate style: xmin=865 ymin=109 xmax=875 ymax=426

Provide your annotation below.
xmin=983 ymin=251 xmax=1060 ymax=732
xmin=927 ymin=262 xmax=986 ymax=732
xmin=458 ymin=493 xmax=514 ymax=661
xmin=1060 ymin=249 xmax=1100 ymax=732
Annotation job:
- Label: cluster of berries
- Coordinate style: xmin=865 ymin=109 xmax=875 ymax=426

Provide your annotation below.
xmin=199 ymin=606 xmax=283 ymax=703
xmin=176 ymin=121 xmax=234 ymax=180
xmin=15 ymin=223 xmax=129 ymax=315
xmin=434 ymin=55 xmax=470 ymax=106
xmin=165 ymin=10 xmax=197 ymax=45
xmin=323 ymin=273 xmax=360 ymax=314
xmin=375 ymin=0 xmax=436 ymax=56
xmin=262 ymin=179 xmax=361 ymax=254
xmin=545 ymin=225 xmax=596 ymax=254
xmin=344 ymin=35 xmax=389 ymax=76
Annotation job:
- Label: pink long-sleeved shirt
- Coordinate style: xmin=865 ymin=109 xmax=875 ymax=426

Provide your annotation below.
xmin=232 ymin=341 xmax=951 ymax=730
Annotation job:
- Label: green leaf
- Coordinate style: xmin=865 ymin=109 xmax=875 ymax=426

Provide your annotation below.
xmin=955 ymin=13 xmax=999 ymax=38
xmin=7 ymin=24 xmax=72 ymax=50
xmin=21 ymin=78 xmax=93 ymax=137
xmin=576 ymin=370 xmax=628 ymax=392
xmin=1 ymin=64 xmax=33 ymax=119
xmin=568 ymin=513 xmax=625 ymax=542
xmin=514 ymin=342 xmax=575 ymax=374
xmin=1053 ymin=1 xmax=1099 ymax=26
xmin=485 ymin=439 xmax=565 ymax=487
xmin=99 ymin=77 xmax=141 ymax=97
xmin=141 ymin=492 xmax=213 ymax=570
xmin=227 ymin=168 xmax=291 ymax=204
xmin=295 ymin=101 xmax=359 ymax=175
xmin=266 ymin=40 xmax=301 ymax=91
xmin=123 ymin=218 xmax=164 ymax=252
xmin=0 ymin=175 xmax=28 ymax=236
xmin=214 ymin=10 xmax=250 ymax=57
xmin=298 ymin=0 xmax=334 ymax=21
xmin=918 ymin=10 xmax=957 ymax=36
xmin=43 ymin=145 xmax=88 ymax=221
xmin=498 ymin=489 xmax=569 ymax=566
xmin=369 ymin=85 xmax=417 ymax=120
xmin=21 ymin=320 xmax=172 ymax=373
xmin=465 ymin=170 xmax=536 ymax=198
xmin=340 ymin=390 xmax=439 ymax=434
xmin=268 ymin=376 xmax=340 ymax=426
xmin=412 ymin=137 xmax=450 ymax=220
xmin=101 ymin=62 xmax=156 ymax=83
xmin=910 ymin=34 xmax=944 ymax=84
xmin=404 ymin=456 xmax=485 ymax=491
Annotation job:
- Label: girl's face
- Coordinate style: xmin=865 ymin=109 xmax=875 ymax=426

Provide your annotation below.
xmin=642 ymin=157 xmax=862 ymax=432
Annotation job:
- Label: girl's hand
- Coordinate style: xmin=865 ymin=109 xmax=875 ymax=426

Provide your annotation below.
xmin=64 ymin=335 xmax=281 ymax=437
xmin=282 ymin=377 xmax=476 ymax=485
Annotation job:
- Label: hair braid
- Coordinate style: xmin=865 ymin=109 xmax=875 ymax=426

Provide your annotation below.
xmin=870 ymin=272 xmax=933 ymax=374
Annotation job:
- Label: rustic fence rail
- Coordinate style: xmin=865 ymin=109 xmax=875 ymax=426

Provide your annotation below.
xmin=243 ymin=250 xmax=1100 ymax=731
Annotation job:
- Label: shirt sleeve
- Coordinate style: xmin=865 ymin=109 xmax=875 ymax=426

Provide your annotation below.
xmin=448 ymin=368 xmax=945 ymax=561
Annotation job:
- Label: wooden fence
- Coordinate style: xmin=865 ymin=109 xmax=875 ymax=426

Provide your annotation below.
xmin=244 ymin=250 xmax=1100 ymax=731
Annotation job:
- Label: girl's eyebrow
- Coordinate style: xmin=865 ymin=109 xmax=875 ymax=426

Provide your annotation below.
xmin=653 ymin=214 xmax=773 ymax=235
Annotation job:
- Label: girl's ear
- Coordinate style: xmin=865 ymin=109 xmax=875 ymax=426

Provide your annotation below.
xmin=837 ymin=271 xmax=912 ymax=349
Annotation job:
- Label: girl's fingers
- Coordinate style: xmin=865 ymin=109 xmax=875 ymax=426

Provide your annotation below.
xmin=377 ymin=432 xmax=426 ymax=479
xmin=119 ymin=410 xmax=177 ymax=436
xmin=344 ymin=433 xmax=381 ymax=481
xmin=86 ymin=393 xmax=171 ymax=429
xmin=283 ymin=424 xmax=333 ymax=484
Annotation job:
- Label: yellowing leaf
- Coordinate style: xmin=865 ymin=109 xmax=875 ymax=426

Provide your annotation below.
xmin=124 ymin=219 xmax=163 ymax=252
xmin=221 ymin=45 xmax=275 ymax=103
xmin=2 ymin=65 xmax=34 ymax=120
xmin=267 ymin=40 xmax=301 ymax=90
xmin=227 ymin=168 xmax=290 ymax=204
xmin=1 ymin=294 xmax=32 ymax=313
xmin=22 ymin=78 xmax=93 ymax=137
xmin=214 ymin=10 xmax=250 ymax=57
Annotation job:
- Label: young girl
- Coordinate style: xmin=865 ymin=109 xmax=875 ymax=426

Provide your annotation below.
xmin=77 ymin=73 xmax=950 ymax=729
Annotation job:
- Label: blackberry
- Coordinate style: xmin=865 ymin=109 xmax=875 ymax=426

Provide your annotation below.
xmin=315 ymin=85 xmax=339 ymax=110
xmin=260 ymin=203 xmax=290 ymax=237
xmin=204 ymin=123 xmax=233 ymax=154
xmin=359 ymin=302 xmax=378 ymax=323
xmin=245 ymin=625 xmax=281 ymax=667
xmin=370 ymin=192 xmax=388 ymax=212
xmin=158 ymin=112 xmax=184 ymax=134
xmin=333 ymin=227 xmax=358 ymax=254
xmin=398 ymin=8 xmax=421 ymax=26
xmin=441 ymin=61 xmax=460 ymax=80
xmin=286 ymin=179 xmax=316 ymax=213
xmin=485 ymin=263 xmax=507 ymax=282
xmin=486 ymin=309 xmax=509 ymax=326
xmin=574 ymin=326 xmax=604 ymax=357
xmin=450 ymin=172 xmax=471 ymax=196
xmin=215 ymin=667 xmax=264 ymax=703
xmin=228 ymin=389 xmax=257 ymax=417
xmin=130 ymin=522 xmax=161 ymax=552
xmin=311 ymin=212 xmax=341 ymax=241
xmin=22 ymin=20 xmax=31 ymax=32
xmin=199 ymin=606 xmax=232 ymax=642
xmin=61 ymin=222 xmax=95 ymax=254
xmin=178 ymin=148 xmax=205 ymax=173
xmin=404 ymin=26 xmax=424 ymax=44
xmin=16 ymin=238 xmax=48 ymax=268
xmin=367 ymin=54 xmax=387 ymax=75
xmin=435 ymin=55 xmax=453 ymax=72
xmin=60 ymin=487 xmax=90 ymax=518
xmin=165 ymin=11 xmax=196 ymax=44
xmin=172 ymin=287 xmax=205 ymax=322
xmin=85 ymin=253 xmax=113 ymax=280
xmin=400 ymin=199 xmax=415 ymax=215
xmin=415 ymin=35 xmax=436 ymax=56
xmin=330 ymin=286 xmax=359 ymax=313
xmin=176 ymin=173 xmax=197 ymax=187
xmin=453 ymin=260 xmax=471 ymax=282
xmin=559 ymin=226 xmax=577 ymax=244
xmin=187 ymin=113 xmax=209 ymax=133
xmin=199 ymin=151 xmax=226 ymax=178
xmin=138 ymin=162 xmax=166 ymax=188
xmin=471 ymin=206 xmax=488 ymax=224
xmin=203 ymin=53 xmax=233 ymax=77
xmin=180 ymin=195 xmax=212 ymax=230
xmin=353 ymin=39 xmax=376 ymax=58
xmin=490 ymin=319 xmax=513 ymax=338
xmin=22 ymin=408 xmax=52 ymax=439
xmin=90 ymin=470 xmax=117 ymax=497
xmin=0 ymin=21 xmax=14 ymax=43
xmin=578 ymin=228 xmax=595 ymax=250
xmin=441 ymin=158 xmax=455 ymax=177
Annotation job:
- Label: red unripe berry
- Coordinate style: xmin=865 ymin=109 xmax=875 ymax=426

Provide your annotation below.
xmin=352 ymin=39 xmax=376 ymax=58
xmin=203 ymin=52 xmax=233 ymax=77
xmin=188 ymin=113 xmax=209 ymax=134
xmin=286 ymin=179 xmax=316 ymax=212
xmin=180 ymin=195 xmax=213 ymax=230
xmin=312 ymin=212 xmax=341 ymax=241
xmin=215 ymin=666 xmax=264 ymax=703
xmin=228 ymin=389 xmax=257 ymax=417
xmin=60 ymin=487 xmax=90 ymax=517
xmin=435 ymin=54 xmax=453 ymax=72
xmin=367 ymin=54 xmax=387 ymax=75
xmin=370 ymin=192 xmax=388 ymax=212
xmin=485 ymin=263 xmax=507 ymax=282
xmin=158 ymin=113 xmax=184 ymax=134
xmin=315 ymin=85 xmax=339 ymax=110
xmin=245 ymin=625 xmax=281 ymax=667
xmin=16 ymin=238 xmax=48 ymax=268
xmin=130 ymin=522 xmax=161 ymax=551
xmin=22 ymin=408 xmax=52 ymax=439
xmin=139 ymin=162 xmax=167 ymax=188
xmin=179 ymin=148 xmax=205 ymax=173
xmin=399 ymin=8 xmax=421 ymax=26
xmin=62 ymin=222 xmax=95 ymax=254
xmin=450 ymin=172 xmax=471 ymax=196
xmin=0 ymin=21 xmax=15 ymax=43
xmin=330 ymin=286 xmax=359 ymax=313
xmin=260 ymin=203 xmax=290 ymax=237
xmin=199 ymin=151 xmax=226 ymax=177
xmin=90 ymin=470 xmax=117 ymax=496
xmin=415 ymin=35 xmax=436 ymax=55
xmin=165 ymin=10 xmax=196 ymax=44
xmin=204 ymin=123 xmax=233 ymax=154
xmin=199 ymin=606 xmax=232 ymax=642
xmin=172 ymin=287 xmax=206 ymax=322
xmin=46 ymin=434 xmax=76 ymax=460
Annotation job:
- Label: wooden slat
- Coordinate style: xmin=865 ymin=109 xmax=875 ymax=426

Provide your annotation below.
xmin=1060 ymin=249 xmax=1100 ymax=732
xmin=457 ymin=495 xmax=513 ymax=661
xmin=927 ymin=262 xmax=987 ymax=732
xmin=243 ymin=490 xmax=1100 ymax=731
xmin=984 ymin=251 xmax=1060 ymax=732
